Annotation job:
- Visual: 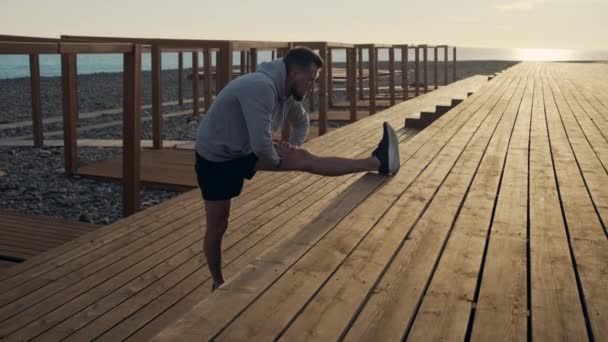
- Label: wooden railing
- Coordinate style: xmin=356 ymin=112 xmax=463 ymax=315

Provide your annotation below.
xmin=1 ymin=35 xmax=458 ymax=218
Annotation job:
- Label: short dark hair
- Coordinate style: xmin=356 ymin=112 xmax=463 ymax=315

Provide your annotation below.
xmin=283 ymin=47 xmax=324 ymax=74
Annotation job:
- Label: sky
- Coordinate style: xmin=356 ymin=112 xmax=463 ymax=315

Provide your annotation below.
xmin=1 ymin=0 xmax=606 ymax=50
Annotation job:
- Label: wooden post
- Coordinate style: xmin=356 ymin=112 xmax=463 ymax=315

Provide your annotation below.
xmin=402 ymin=46 xmax=408 ymax=100
xmin=423 ymin=45 xmax=428 ymax=93
xmin=369 ymin=46 xmax=377 ymax=114
xmin=318 ymin=45 xmax=328 ymax=135
xmin=434 ymin=46 xmax=438 ymax=89
xmin=358 ymin=47 xmax=363 ymax=100
xmin=453 ymin=46 xmax=457 ymax=82
xmin=250 ymin=48 xmax=258 ymax=72
xmin=246 ymin=50 xmax=251 ymax=73
xmin=347 ymin=47 xmax=357 ymax=123
xmin=178 ymin=52 xmax=183 ymax=106
xmin=240 ymin=50 xmax=246 ymax=75
xmin=374 ymin=48 xmax=380 ymax=98
xmin=29 ymin=54 xmax=43 ymax=147
xmin=444 ymin=46 xmax=449 ymax=86
xmin=389 ymin=47 xmax=395 ymax=106
xmin=415 ymin=45 xmax=420 ymax=97
xmin=122 ymin=44 xmax=142 ymax=217
xmin=203 ymin=48 xmax=212 ymax=112
xmin=192 ymin=51 xmax=200 ymax=117
xmin=217 ymin=42 xmax=233 ymax=92
xmin=272 ymin=50 xmax=276 ymax=60
xmin=61 ymin=53 xmax=78 ymax=176
xmin=327 ymin=48 xmax=333 ymax=108
xmin=151 ymin=45 xmax=162 ymax=149
xmin=214 ymin=51 xmax=221 ymax=95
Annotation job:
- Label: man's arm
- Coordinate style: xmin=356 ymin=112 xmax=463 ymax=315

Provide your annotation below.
xmin=238 ymin=84 xmax=282 ymax=167
xmin=286 ymin=101 xmax=310 ymax=146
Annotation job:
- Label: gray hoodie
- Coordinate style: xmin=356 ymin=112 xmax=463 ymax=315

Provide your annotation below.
xmin=195 ymin=58 xmax=310 ymax=167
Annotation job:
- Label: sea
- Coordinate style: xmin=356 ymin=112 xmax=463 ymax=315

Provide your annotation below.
xmin=0 ymin=47 xmax=606 ymax=80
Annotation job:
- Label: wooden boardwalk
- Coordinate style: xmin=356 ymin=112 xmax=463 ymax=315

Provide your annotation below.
xmin=1 ymin=62 xmax=604 ymax=341
xmin=0 ymin=210 xmax=99 ymax=271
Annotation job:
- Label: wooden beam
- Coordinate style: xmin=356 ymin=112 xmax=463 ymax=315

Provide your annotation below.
xmin=192 ymin=51 xmax=200 ymax=117
xmin=240 ymin=51 xmax=246 ymax=74
xmin=453 ymin=46 xmax=457 ymax=82
xmin=434 ymin=46 xmax=438 ymax=90
xmin=357 ymin=47 xmax=363 ymax=100
xmin=347 ymin=47 xmax=357 ymax=123
xmin=122 ymin=44 xmax=142 ymax=217
xmin=0 ymin=34 xmax=58 ymax=42
xmin=369 ymin=46 xmax=377 ymax=114
xmin=318 ymin=45 xmax=329 ymax=135
xmin=29 ymin=54 xmax=43 ymax=147
xmin=389 ymin=47 xmax=395 ymax=106
xmin=0 ymin=42 xmax=58 ymax=54
xmin=375 ymin=48 xmax=380 ymax=97
xmin=232 ymin=41 xmax=289 ymax=50
xmin=328 ymin=49 xmax=333 ymax=108
xmin=402 ymin=46 xmax=408 ymax=100
xmin=178 ymin=52 xmax=183 ymax=106
xmin=415 ymin=46 xmax=420 ymax=97
xmin=151 ymin=45 xmax=163 ymax=149
xmin=59 ymin=43 xmax=133 ymax=54
xmin=217 ymin=42 xmax=233 ymax=92
xmin=203 ymin=49 xmax=212 ymax=112
xmin=250 ymin=48 xmax=258 ymax=72
xmin=423 ymin=45 xmax=428 ymax=93
xmin=271 ymin=50 xmax=276 ymax=60
xmin=61 ymin=53 xmax=78 ymax=176
xmin=444 ymin=46 xmax=449 ymax=85
xmin=215 ymin=50 xmax=221 ymax=95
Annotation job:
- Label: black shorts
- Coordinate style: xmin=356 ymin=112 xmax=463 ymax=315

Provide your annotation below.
xmin=195 ymin=152 xmax=258 ymax=201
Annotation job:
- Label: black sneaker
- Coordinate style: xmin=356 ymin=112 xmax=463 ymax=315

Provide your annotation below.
xmin=372 ymin=122 xmax=400 ymax=175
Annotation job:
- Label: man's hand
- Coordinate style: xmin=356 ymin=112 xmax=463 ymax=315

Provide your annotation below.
xmin=275 ymin=141 xmax=312 ymax=171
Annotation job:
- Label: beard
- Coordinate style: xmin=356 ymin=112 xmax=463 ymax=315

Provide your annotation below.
xmin=289 ymin=84 xmax=305 ymax=102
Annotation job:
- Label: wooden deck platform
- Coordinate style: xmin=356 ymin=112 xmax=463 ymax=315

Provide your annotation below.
xmin=0 ymin=62 xmax=605 ymax=341
xmin=0 ymin=210 xmax=99 ymax=271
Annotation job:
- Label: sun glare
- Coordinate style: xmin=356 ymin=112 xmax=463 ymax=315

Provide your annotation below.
xmin=515 ymin=48 xmax=575 ymax=61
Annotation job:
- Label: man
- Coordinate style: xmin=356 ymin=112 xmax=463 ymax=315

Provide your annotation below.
xmin=195 ymin=47 xmax=400 ymax=290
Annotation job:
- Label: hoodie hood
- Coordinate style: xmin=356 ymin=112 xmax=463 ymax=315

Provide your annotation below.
xmin=257 ymin=58 xmax=287 ymax=101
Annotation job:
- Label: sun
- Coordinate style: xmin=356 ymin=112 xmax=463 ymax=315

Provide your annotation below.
xmin=515 ymin=48 xmax=575 ymax=61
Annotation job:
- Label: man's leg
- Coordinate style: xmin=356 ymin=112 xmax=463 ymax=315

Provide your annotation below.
xmin=258 ymin=147 xmax=380 ymax=176
xmin=203 ymin=199 xmax=231 ymax=289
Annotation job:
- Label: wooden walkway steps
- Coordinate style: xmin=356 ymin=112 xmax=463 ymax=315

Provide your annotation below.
xmin=0 ymin=210 xmax=99 ymax=272
xmin=151 ymin=62 xmax=607 ymax=341
xmin=75 ymin=75 xmax=488 ymax=192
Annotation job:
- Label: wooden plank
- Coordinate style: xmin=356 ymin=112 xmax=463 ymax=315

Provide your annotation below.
xmin=122 ymin=44 xmax=142 ymax=217
xmin=402 ymin=46 xmax=408 ymax=100
xmin=341 ymin=69 xmax=523 ymax=342
xmin=152 ymin=45 xmax=163 ymax=150
xmin=191 ymin=51 xmax=200 ymax=117
xmin=152 ymin=71 xmax=516 ymax=341
xmin=389 ymin=47 xmax=395 ymax=106
xmin=358 ymin=47 xmax=363 ymax=100
xmin=29 ymin=54 xmax=43 ymax=147
xmin=453 ymin=47 xmax=457 ymax=82
xmin=444 ymin=46 xmax=449 ymax=85
xmin=318 ymin=45 xmax=328 ymax=135
xmin=203 ymin=49 xmax=212 ymax=112
xmin=0 ymin=113 xmax=392 ymax=338
xmin=406 ymin=68 xmax=530 ymax=341
xmin=21 ymin=126 xmax=397 ymax=341
xmin=415 ymin=46 xmax=420 ymax=97
xmin=526 ymin=66 xmax=587 ymax=340
xmin=423 ymin=45 xmax=429 ymax=93
xmin=59 ymin=43 xmax=133 ymax=54
xmin=347 ymin=48 xmax=357 ymax=123
xmin=61 ymin=53 xmax=78 ymax=176
xmin=548 ymin=70 xmax=608 ymax=235
xmin=328 ymin=49 xmax=333 ymax=108
xmin=368 ymin=47 xmax=377 ymax=114
xmin=177 ymin=52 xmax=183 ymax=106
xmin=434 ymin=46 xmax=439 ymax=90
xmin=0 ymin=42 xmax=58 ymax=54
xmin=543 ymin=65 xmax=608 ymax=341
